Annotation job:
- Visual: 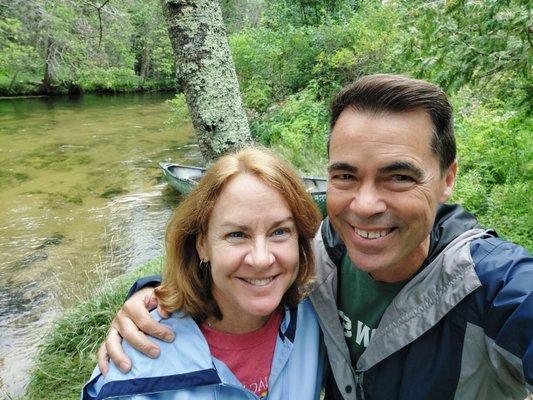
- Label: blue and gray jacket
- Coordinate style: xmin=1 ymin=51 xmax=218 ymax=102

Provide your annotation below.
xmin=82 ymin=299 xmax=324 ymax=400
xmin=312 ymin=204 xmax=532 ymax=399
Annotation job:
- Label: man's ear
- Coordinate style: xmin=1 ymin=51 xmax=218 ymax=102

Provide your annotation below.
xmin=196 ymin=233 xmax=207 ymax=261
xmin=439 ymin=160 xmax=458 ymax=203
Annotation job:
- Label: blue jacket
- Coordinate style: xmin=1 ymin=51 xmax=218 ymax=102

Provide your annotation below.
xmin=82 ymin=299 xmax=324 ymax=400
xmin=312 ymin=204 xmax=533 ymax=399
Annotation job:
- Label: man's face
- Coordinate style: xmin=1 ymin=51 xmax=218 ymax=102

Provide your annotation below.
xmin=327 ymin=108 xmax=457 ymax=283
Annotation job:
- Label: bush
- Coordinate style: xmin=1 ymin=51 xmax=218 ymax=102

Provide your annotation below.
xmin=77 ymin=67 xmax=142 ymax=92
xmin=250 ymin=84 xmax=328 ymax=174
xmin=167 ymin=93 xmax=191 ymax=125
xmin=482 ymin=182 xmax=533 ymax=250
xmin=451 ymin=88 xmax=532 ymax=250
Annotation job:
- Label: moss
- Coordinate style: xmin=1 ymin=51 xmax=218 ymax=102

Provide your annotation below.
xmin=162 ymin=0 xmax=252 ymax=160
xmin=100 ymin=187 xmax=127 ymax=199
xmin=44 ymin=192 xmax=84 ymax=207
xmin=0 ymin=169 xmax=30 ymax=185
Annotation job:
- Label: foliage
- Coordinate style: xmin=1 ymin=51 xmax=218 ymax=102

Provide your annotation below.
xmin=166 ymin=93 xmax=192 ymax=125
xmin=19 ymin=0 xmax=533 ymax=397
xmin=0 ymin=17 xmax=40 ymax=93
xmin=451 ymin=89 xmax=532 ymax=248
xmin=250 ymin=83 xmax=328 ymax=174
xmin=262 ymin=0 xmax=359 ymax=28
xmin=24 ymin=258 xmax=164 ymax=400
xmin=402 ymin=0 xmax=531 ymax=100
xmin=229 ymin=0 xmax=532 ymax=249
xmin=0 ymin=0 xmax=175 ymax=95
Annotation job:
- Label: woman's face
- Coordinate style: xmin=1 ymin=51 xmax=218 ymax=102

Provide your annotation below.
xmin=197 ymin=173 xmax=300 ymax=332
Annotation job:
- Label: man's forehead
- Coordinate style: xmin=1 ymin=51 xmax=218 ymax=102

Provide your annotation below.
xmin=328 ymin=109 xmax=435 ymax=157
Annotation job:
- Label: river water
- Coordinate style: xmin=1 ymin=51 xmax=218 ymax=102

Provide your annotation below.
xmin=0 ymin=93 xmax=200 ymax=397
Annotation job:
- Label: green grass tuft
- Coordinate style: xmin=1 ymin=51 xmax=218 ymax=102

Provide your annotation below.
xmin=23 ymin=258 xmax=164 ymax=400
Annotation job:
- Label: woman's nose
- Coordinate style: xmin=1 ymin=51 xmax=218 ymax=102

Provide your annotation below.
xmin=245 ymin=239 xmax=275 ymax=270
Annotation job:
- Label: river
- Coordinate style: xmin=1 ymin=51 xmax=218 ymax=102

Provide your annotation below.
xmin=0 ymin=93 xmax=199 ymax=397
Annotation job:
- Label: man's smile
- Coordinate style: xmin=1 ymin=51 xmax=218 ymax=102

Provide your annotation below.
xmin=353 ymin=227 xmax=394 ymax=240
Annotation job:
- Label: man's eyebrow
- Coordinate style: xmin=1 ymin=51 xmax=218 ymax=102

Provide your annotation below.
xmin=328 ymin=162 xmax=357 ymax=174
xmin=379 ymin=162 xmax=425 ymax=180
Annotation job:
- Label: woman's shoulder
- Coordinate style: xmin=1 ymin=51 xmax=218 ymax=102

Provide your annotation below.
xmin=82 ymin=311 xmax=217 ymax=399
xmin=125 ymin=310 xmax=213 ymax=372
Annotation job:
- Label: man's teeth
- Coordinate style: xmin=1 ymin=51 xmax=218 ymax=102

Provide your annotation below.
xmin=355 ymin=228 xmax=391 ymax=239
xmin=243 ymin=277 xmax=274 ymax=286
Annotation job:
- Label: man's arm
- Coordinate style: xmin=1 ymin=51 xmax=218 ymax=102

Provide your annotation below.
xmin=97 ymin=276 xmax=175 ymax=375
xmin=472 ymin=238 xmax=533 ymax=393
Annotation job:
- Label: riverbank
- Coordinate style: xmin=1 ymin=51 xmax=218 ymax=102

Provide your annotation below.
xmin=0 ymin=92 xmax=198 ymax=397
xmin=19 ymin=257 xmax=163 ymax=400
xmin=0 ymin=82 xmax=176 ymax=98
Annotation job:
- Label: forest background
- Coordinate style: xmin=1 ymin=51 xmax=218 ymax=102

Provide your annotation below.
xmin=1 ymin=0 xmax=531 ymax=398
xmin=1 ymin=0 xmax=531 ymax=249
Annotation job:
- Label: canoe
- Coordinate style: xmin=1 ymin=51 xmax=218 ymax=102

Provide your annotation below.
xmin=159 ymin=162 xmax=328 ymax=217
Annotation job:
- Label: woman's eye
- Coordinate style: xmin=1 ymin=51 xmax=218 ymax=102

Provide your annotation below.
xmin=272 ymin=228 xmax=291 ymax=238
xmin=227 ymin=231 xmax=245 ymax=239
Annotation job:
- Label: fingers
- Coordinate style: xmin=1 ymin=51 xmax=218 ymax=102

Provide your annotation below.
xmin=105 ymin=323 xmax=132 ymax=373
xmin=115 ymin=311 xmax=161 ymax=358
xmin=123 ymin=288 xmax=175 ymax=342
xmin=144 ymin=289 xmax=160 ymax=311
xmin=97 ymin=342 xmax=109 ymax=376
xmin=148 ymin=288 xmax=171 ymax=319
xmin=157 ymin=304 xmax=171 ymax=319
xmin=100 ymin=286 xmax=176 ymax=375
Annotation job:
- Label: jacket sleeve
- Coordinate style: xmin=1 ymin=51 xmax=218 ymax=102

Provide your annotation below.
xmin=471 ymin=238 xmax=533 ymax=392
xmin=125 ymin=275 xmax=162 ymax=300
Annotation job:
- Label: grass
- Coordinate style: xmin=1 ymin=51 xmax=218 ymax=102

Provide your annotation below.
xmin=21 ymin=257 xmax=163 ymax=400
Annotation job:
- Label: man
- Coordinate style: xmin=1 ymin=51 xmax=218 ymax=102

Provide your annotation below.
xmin=99 ymin=75 xmax=532 ymax=399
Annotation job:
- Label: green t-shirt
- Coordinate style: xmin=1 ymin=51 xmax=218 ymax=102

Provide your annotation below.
xmin=337 ymin=254 xmax=407 ymax=368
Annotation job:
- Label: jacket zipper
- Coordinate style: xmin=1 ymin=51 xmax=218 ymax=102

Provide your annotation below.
xmin=355 ymin=372 xmax=365 ymax=400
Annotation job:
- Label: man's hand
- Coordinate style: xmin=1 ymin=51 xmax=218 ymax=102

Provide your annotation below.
xmin=97 ymin=286 xmax=174 ymax=375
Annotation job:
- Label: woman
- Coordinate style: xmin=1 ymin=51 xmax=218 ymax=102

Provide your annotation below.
xmin=83 ymin=148 xmax=324 ymax=399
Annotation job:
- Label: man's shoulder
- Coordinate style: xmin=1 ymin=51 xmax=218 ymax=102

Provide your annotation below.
xmin=469 ymin=235 xmax=532 ymax=288
xmin=470 ymin=236 xmax=531 ymax=268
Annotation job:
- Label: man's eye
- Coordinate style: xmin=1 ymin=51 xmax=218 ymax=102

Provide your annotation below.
xmin=392 ymin=175 xmax=414 ymax=183
xmin=332 ymin=173 xmax=355 ymax=181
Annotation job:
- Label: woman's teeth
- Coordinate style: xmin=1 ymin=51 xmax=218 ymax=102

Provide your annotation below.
xmin=243 ymin=277 xmax=274 ymax=286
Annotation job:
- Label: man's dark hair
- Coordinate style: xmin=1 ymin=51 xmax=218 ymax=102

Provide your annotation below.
xmin=329 ymin=74 xmax=456 ymax=171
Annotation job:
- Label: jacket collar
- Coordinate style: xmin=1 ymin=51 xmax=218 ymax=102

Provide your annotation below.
xmin=357 ymin=229 xmax=490 ymax=370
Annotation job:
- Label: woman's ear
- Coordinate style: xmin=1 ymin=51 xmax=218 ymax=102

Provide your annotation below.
xmin=196 ymin=233 xmax=207 ymax=261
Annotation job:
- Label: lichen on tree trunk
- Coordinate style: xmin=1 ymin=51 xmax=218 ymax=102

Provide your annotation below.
xmin=161 ymin=0 xmax=252 ymax=161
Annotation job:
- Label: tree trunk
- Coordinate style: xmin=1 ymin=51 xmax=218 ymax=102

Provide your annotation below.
xmin=42 ymin=37 xmax=53 ymax=94
xmin=161 ymin=0 xmax=252 ymax=161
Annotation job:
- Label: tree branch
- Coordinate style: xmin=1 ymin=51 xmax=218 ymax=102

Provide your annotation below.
xmin=82 ymin=0 xmax=110 ymax=49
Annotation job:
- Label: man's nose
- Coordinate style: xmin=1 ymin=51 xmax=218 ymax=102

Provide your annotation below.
xmin=245 ymin=238 xmax=275 ymax=270
xmin=349 ymin=182 xmax=386 ymax=218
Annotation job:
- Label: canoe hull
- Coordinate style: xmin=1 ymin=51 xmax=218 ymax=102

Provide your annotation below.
xmin=160 ymin=162 xmax=328 ymax=217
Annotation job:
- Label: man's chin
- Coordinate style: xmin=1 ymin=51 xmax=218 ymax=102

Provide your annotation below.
xmin=346 ymin=250 xmax=390 ymax=275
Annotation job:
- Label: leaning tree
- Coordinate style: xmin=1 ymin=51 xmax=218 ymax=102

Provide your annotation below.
xmin=161 ymin=0 xmax=252 ymax=161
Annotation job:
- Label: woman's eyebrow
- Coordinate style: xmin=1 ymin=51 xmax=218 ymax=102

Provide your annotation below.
xmin=220 ymin=216 xmax=294 ymax=230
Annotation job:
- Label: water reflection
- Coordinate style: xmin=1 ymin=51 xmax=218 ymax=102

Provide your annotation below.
xmin=0 ymin=93 xmax=200 ymax=397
